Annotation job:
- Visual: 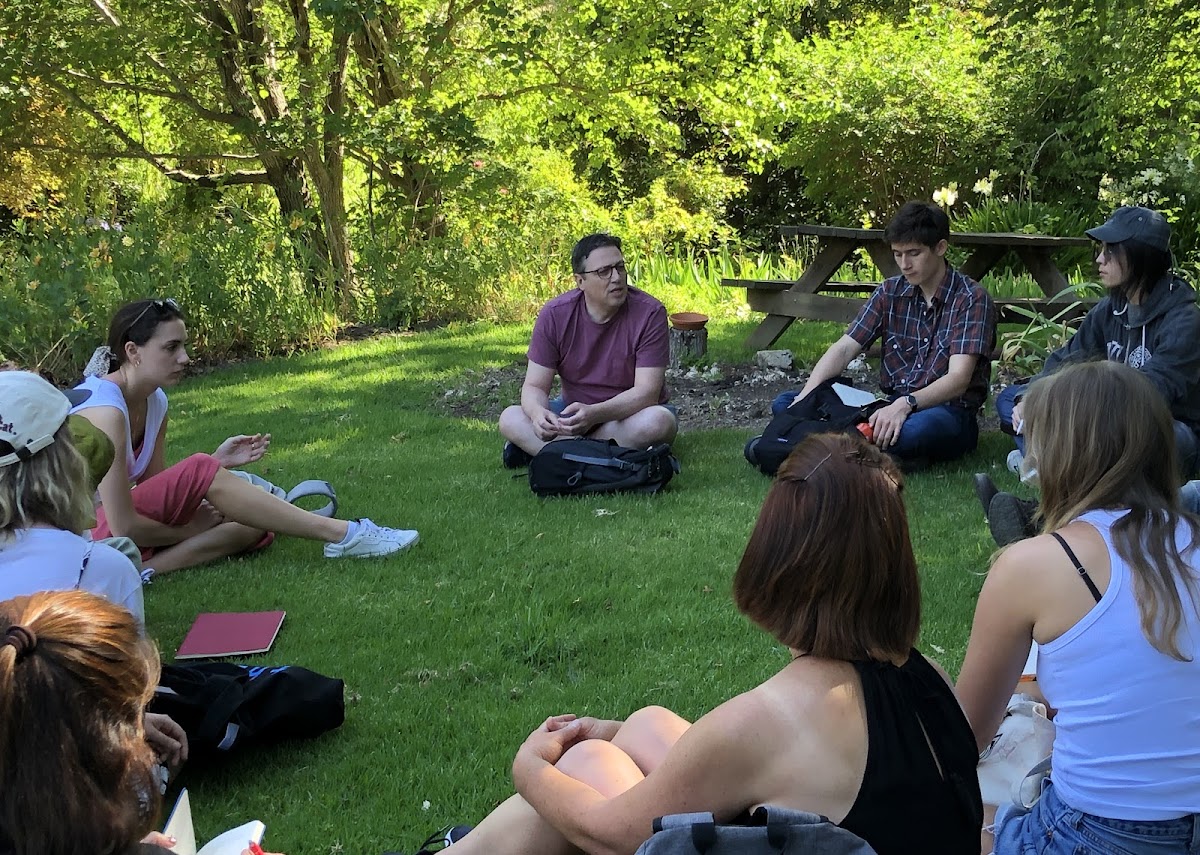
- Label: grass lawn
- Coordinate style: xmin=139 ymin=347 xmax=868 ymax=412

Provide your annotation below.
xmin=150 ymin=317 xmax=1026 ymax=854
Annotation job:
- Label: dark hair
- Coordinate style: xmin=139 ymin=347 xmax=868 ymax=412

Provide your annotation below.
xmin=1023 ymin=361 xmax=1200 ymax=660
xmin=104 ymin=299 xmax=186 ymax=372
xmin=884 ymin=201 xmax=950 ymax=248
xmin=571 ymin=234 xmax=623 ymax=274
xmin=1101 ymin=240 xmax=1173 ymax=302
xmin=733 ymin=433 xmax=920 ymax=661
xmin=0 ymin=590 xmax=160 ymax=855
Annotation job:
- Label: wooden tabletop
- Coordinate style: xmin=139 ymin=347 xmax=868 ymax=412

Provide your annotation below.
xmin=776 ymin=224 xmax=1091 ymax=247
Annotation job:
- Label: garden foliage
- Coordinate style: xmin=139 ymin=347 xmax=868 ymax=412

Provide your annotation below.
xmin=1 ymin=0 xmax=1198 ymax=366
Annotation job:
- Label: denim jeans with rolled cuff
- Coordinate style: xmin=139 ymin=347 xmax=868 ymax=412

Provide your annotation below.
xmin=994 ymin=780 xmax=1200 ymax=855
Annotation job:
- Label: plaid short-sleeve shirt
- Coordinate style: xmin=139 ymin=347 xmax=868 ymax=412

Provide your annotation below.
xmin=846 ymin=267 xmax=996 ymax=410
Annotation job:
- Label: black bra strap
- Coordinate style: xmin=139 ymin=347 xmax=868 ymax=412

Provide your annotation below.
xmin=1049 ymin=531 xmax=1103 ymax=603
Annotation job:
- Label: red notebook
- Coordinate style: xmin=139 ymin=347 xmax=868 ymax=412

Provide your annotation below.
xmin=175 ymin=611 xmax=286 ymax=660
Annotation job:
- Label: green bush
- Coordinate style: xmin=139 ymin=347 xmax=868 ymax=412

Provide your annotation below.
xmin=774 ymin=6 xmax=1011 ymax=219
xmin=0 ymin=207 xmax=338 ymax=380
xmin=360 ymin=148 xmax=749 ymax=328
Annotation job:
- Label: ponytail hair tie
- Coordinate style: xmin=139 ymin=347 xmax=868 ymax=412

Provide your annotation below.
xmin=2 ymin=625 xmax=37 ymax=660
xmin=83 ymin=346 xmax=114 ymax=378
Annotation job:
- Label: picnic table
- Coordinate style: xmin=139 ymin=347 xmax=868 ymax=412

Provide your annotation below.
xmin=723 ymin=224 xmax=1093 ymax=350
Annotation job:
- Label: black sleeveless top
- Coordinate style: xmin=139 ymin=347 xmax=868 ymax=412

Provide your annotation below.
xmin=838 ymin=650 xmax=982 ymax=854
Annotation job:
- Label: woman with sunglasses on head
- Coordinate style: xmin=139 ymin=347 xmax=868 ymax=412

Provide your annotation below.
xmin=957 ymin=361 xmax=1200 ymax=853
xmin=70 ymin=299 xmax=419 ymax=576
xmin=979 ymin=206 xmax=1200 ymax=544
xmin=400 ymin=433 xmax=981 ymax=855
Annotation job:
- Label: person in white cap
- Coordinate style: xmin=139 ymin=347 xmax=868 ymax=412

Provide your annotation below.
xmin=0 ymin=371 xmax=190 ymax=774
xmin=0 ymin=370 xmax=145 ymax=627
xmin=69 ymin=298 xmax=420 ymax=575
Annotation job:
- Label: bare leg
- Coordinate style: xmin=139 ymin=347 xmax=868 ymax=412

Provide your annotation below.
xmin=205 ymin=469 xmax=349 ymax=543
xmin=148 ymin=521 xmax=267 ymax=575
xmin=448 ymin=708 xmax=691 ymax=855
xmin=611 ymin=706 xmax=691 ymax=773
xmin=499 ymin=405 xmax=550 ymax=456
xmin=448 ymin=742 xmax=645 ymax=855
xmin=592 ymin=406 xmax=678 ymax=448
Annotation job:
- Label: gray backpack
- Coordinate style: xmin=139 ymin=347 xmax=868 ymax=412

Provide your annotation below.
xmin=634 ymin=806 xmax=877 ymax=855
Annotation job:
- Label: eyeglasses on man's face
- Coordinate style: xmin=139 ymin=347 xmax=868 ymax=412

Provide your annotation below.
xmin=580 ymin=261 xmax=628 ymax=280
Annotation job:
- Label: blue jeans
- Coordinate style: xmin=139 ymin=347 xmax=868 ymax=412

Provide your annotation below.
xmin=549 ymin=397 xmax=679 ymax=428
xmin=995 ymin=383 xmax=1027 ymax=454
xmin=995 ymin=781 xmax=1200 ymax=854
xmin=996 ymin=385 xmax=1199 ymax=477
xmin=1183 ymin=481 xmax=1200 ymax=514
xmin=770 ymin=391 xmax=978 ymax=462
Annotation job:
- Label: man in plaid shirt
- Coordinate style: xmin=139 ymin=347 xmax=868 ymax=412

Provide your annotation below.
xmin=775 ymin=201 xmax=997 ymax=466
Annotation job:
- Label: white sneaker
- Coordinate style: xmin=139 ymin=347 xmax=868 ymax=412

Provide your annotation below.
xmin=324 ymin=518 xmax=419 ymax=558
xmin=1006 ymin=449 xmax=1024 ymax=474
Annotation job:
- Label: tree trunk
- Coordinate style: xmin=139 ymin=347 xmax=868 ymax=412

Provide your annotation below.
xmin=303 ymin=27 xmax=356 ymax=296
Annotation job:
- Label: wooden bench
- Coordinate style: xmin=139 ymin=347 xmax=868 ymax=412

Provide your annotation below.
xmin=724 ymin=224 xmax=1093 ymax=350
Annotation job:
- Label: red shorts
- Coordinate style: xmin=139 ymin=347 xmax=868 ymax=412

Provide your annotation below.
xmin=93 ymin=453 xmax=275 ymax=560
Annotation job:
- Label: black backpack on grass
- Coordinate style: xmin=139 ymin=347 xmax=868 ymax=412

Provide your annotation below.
xmin=746 ymin=378 xmax=885 ymax=476
xmin=149 ymin=662 xmax=345 ymax=766
xmin=528 ymin=438 xmax=679 ymax=497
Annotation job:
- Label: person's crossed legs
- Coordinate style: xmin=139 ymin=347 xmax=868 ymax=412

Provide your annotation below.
xmin=886 ymin=404 xmax=978 ymax=463
xmin=499 ymin=399 xmax=678 ymax=459
xmin=444 ymin=706 xmax=691 ymax=855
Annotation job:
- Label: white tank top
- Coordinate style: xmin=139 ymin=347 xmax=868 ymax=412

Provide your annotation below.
xmin=1039 ymin=508 xmax=1200 ymax=819
xmin=70 ymin=376 xmax=168 ymax=484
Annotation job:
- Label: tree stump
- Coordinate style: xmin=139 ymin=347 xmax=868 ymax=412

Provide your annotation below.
xmin=669 ymin=326 xmax=708 ymax=368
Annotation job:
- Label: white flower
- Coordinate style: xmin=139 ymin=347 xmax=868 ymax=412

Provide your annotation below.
xmin=973 ymin=177 xmax=994 ymax=196
xmin=933 ymin=183 xmax=959 ymax=208
xmin=1138 ymin=167 xmax=1165 ymax=187
xmin=422 ymin=800 xmax=431 ymax=811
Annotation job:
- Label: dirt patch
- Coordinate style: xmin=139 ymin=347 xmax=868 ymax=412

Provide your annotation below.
xmin=439 ymin=357 xmax=1007 ymax=433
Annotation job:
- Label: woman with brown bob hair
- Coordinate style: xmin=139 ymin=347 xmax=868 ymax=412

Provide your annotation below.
xmin=398 ymin=433 xmax=981 ymax=855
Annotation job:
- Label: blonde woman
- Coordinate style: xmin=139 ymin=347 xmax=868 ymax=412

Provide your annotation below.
xmin=957 ymin=361 xmax=1200 ymax=852
xmin=0 ymin=371 xmax=144 ymax=626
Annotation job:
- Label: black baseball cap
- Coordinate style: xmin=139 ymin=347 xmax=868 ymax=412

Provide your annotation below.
xmin=1086 ymin=206 xmax=1171 ymax=252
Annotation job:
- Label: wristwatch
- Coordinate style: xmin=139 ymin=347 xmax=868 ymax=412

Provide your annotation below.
xmin=904 ymin=394 xmax=919 ymax=412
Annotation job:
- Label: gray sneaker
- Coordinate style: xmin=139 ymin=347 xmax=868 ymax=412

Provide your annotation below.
xmin=988 ymin=493 xmax=1039 ymax=547
xmin=324 ymin=518 xmax=419 ymax=558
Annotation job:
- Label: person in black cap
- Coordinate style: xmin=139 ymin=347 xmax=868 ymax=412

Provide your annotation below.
xmin=977 ymin=206 xmax=1200 ymax=546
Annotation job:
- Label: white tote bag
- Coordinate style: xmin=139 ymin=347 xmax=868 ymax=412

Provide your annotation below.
xmin=976 ymin=693 xmax=1055 ymax=808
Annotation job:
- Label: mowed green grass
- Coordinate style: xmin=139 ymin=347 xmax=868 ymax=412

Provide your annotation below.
xmin=149 ymin=318 xmax=1022 ymax=854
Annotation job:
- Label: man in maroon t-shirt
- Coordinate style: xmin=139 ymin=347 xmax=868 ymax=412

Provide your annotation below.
xmin=498 ymin=234 xmax=678 ymax=467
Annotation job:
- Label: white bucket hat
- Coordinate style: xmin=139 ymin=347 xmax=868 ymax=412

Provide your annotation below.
xmin=0 ymin=372 xmax=91 ymax=467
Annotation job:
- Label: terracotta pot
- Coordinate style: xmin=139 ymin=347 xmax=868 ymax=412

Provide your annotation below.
xmin=669 ymin=311 xmax=709 ymax=331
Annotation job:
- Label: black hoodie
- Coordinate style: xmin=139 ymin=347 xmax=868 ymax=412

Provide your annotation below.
xmin=1036 ymin=273 xmax=1200 ymax=431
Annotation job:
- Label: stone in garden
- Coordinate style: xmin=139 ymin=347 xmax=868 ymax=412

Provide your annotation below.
xmin=755 ymin=349 xmax=794 ymax=370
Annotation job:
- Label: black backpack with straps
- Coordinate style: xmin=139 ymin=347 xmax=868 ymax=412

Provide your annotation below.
xmin=528 ymin=438 xmax=679 ymax=497
xmin=148 ymin=662 xmax=345 ymax=766
xmin=746 ymin=378 xmax=885 ymax=476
